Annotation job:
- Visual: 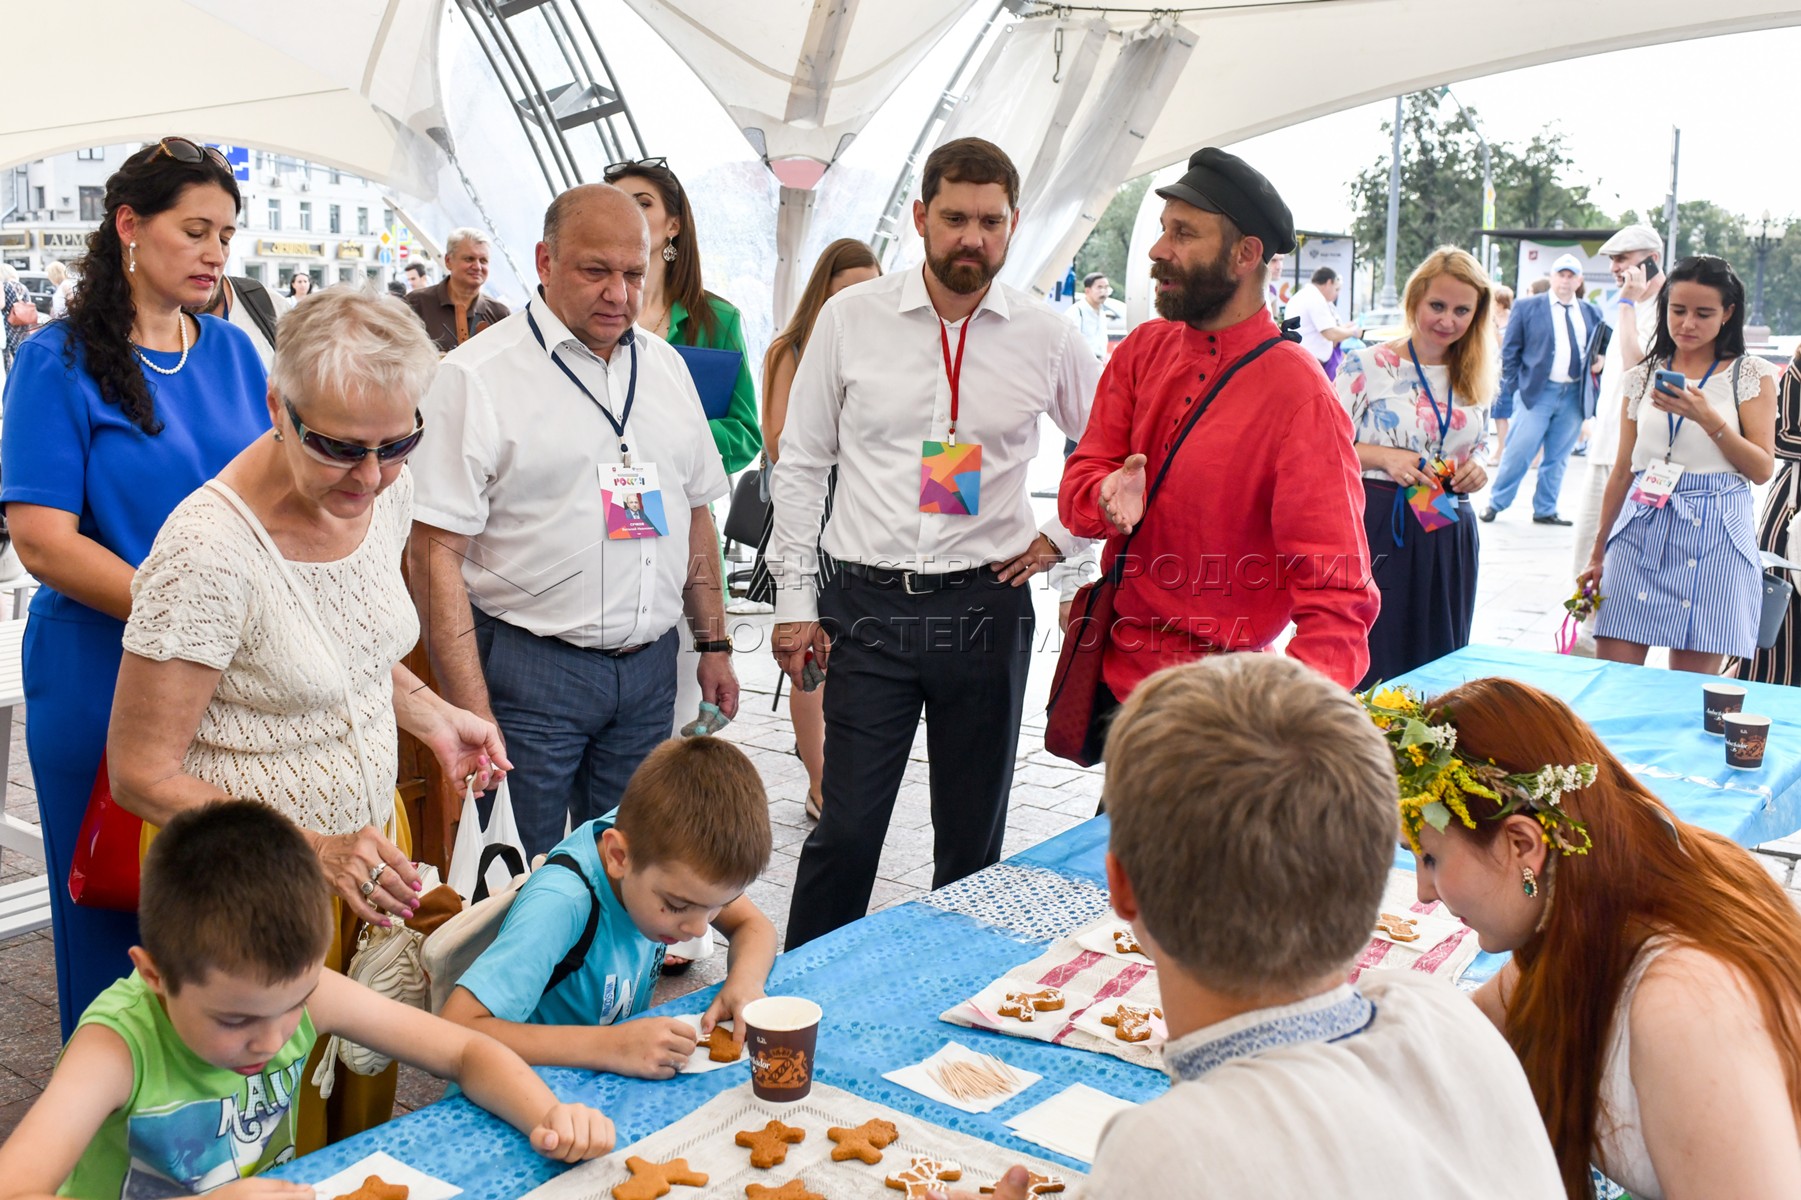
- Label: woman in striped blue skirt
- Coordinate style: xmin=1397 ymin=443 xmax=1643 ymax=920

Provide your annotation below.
xmin=1580 ymin=256 xmax=1778 ymax=672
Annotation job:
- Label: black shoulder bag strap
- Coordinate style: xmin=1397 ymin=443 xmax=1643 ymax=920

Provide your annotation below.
xmin=542 ymin=851 xmax=603 ymax=996
xmin=231 ymin=276 xmax=280 ymax=348
xmin=1101 ymin=335 xmax=1287 ymax=585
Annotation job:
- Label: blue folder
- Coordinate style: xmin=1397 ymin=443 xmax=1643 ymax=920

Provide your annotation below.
xmin=673 ymin=344 xmax=743 ymax=420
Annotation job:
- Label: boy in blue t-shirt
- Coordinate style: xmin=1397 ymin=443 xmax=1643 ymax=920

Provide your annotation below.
xmin=0 ymin=801 xmax=613 ymax=1200
xmin=444 ymin=738 xmax=778 ymax=1077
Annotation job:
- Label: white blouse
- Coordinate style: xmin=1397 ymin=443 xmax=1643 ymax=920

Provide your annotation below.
xmin=123 ymin=470 xmax=420 ymax=836
xmin=1623 ymin=355 xmax=1776 ymax=474
xmin=1336 ymin=345 xmax=1489 ymax=482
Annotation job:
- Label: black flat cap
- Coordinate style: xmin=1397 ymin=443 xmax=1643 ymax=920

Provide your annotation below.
xmin=1155 ymin=147 xmax=1296 ymax=260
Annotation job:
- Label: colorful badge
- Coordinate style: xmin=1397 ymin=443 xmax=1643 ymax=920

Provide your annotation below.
xmin=599 ymin=462 xmax=668 ymax=538
xmin=920 ymin=440 xmax=982 ymax=516
xmin=1406 ymin=468 xmax=1460 ymax=531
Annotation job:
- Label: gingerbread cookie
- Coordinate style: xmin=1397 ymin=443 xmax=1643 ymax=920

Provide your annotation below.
xmin=981 ymin=1171 xmax=1066 ymax=1196
xmin=735 ymin=1119 xmax=806 ymax=1168
xmin=333 ymin=1177 xmax=408 ymax=1200
xmin=885 ymin=1157 xmax=963 ymax=1197
xmin=1101 ymin=1002 xmax=1164 ymax=1043
xmin=1112 ymin=928 xmax=1143 ymax=956
xmin=707 ymin=1024 xmax=744 ymax=1062
xmin=1376 ymin=912 xmax=1420 ymax=942
xmin=611 ymin=1156 xmax=708 ymax=1200
xmin=827 ymin=1117 xmax=899 ymax=1163
xmin=745 ymin=1183 xmax=823 ymax=1200
xmin=995 ymin=987 xmax=1065 ymax=1022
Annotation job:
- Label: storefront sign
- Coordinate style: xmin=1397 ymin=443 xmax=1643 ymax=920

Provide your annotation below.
xmin=0 ymin=230 xmax=29 ymax=252
xmin=258 ymin=240 xmax=325 ymax=259
xmin=336 ymin=241 xmax=367 ymax=260
xmin=37 ymin=230 xmax=89 ymax=254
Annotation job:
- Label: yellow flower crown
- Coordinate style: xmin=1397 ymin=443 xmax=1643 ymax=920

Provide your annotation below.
xmin=1359 ymin=686 xmax=1597 ymax=857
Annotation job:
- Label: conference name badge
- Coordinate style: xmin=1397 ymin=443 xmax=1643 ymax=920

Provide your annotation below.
xmin=599 ymin=462 xmax=669 ymax=538
xmin=1407 ymin=458 xmax=1460 ymax=531
xmin=1629 ymin=459 xmax=1684 ymax=509
xmin=920 ymin=440 xmax=982 ymax=516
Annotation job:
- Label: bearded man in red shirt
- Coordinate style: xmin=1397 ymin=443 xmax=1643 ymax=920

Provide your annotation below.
xmin=1058 ymin=148 xmax=1378 ymax=742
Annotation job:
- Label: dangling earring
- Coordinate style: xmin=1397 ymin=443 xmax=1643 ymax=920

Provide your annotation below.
xmin=272 ymin=431 xmax=284 ymax=442
xmin=662 ymin=238 xmax=677 ymax=264
xmin=128 ymin=241 xmax=137 ymax=274
xmin=1521 ymin=866 xmax=1538 ymax=899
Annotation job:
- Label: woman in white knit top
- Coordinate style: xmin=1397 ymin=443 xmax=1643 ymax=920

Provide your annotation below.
xmin=106 ymin=288 xmax=509 ymax=1145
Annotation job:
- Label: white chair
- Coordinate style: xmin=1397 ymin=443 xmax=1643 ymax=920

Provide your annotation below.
xmin=0 ymin=618 xmax=49 ymax=939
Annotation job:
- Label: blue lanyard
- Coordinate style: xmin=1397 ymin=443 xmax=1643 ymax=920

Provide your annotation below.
xmin=1665 ymin=357 xmax=1725 ymax=458
xmin=1405 ymin=340 xmax=1454 ymax=459
xmin=528 ymin=308 xmax=640 ymax=461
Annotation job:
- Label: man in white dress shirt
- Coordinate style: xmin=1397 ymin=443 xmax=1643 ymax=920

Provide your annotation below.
xmin=769 ymin=138 xmax=1098 ymax=948
xmin=407 ymin=184 xmax=738 ymax=857
xmin=1287 ymin=266 xmax=1361 ymax=375
xmin=943 ymin=655 xmax=1563 ymax=1200
xmin=1063 ymin=272 xmax=1110 ymax=361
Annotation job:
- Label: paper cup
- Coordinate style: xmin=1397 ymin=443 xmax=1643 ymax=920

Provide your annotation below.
xmin=1702 ymin=683 xmax=1746 ymax=736
xmin=743 ymin=996 xmax=821 ymax=1102
xmin=1724 ymin=713 xmax=1771 ymax=770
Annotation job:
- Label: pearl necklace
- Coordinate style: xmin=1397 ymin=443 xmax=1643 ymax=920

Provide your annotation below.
xmin=134 ymin=314 xmax=190 ymax=376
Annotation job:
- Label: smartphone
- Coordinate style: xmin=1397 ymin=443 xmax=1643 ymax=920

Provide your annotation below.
xmin=1641 ymin=257 xmax=1661 ymax=281
xmin=1655 ymin=369 xmax=1686 ymax=396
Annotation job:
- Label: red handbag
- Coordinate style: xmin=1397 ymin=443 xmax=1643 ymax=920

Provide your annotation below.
xmin=67 ymin=757 xmax=144 ymax=911
xmin=1044 ymin=336 xmax=1286 ymax=765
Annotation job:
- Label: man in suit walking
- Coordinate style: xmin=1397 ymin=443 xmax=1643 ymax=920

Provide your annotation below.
xmin=1481 ymin=253 xmax=1605 ymax=525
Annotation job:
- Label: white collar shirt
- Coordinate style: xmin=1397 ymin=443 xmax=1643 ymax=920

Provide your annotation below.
xmin=1290 ymin=284 xmax=1341 ymax=361
xmin=1064 ymin=299 xmax=1108 ymax=360
xmin=767 ymin=266 xmax=1099 ymax=624
xmin=408 ymin=293 xmax=729 ymax=649
xmin=1548 ymin=292 xmax=1589 ymax=383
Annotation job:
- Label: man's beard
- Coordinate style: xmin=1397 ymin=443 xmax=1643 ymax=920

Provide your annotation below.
xmin=1152 ymin=243 xmax=1240 ymax=324
xmin=927 ymin=246 xmax=1003 ymax=295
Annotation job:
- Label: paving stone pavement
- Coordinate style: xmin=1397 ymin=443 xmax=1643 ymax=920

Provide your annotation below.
xmin=2 ymin=463 xmax=1799 ymax=1131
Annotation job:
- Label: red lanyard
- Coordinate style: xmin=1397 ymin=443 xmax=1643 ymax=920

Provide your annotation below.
xmin=938 ymin=316 xmax=969 ymax=444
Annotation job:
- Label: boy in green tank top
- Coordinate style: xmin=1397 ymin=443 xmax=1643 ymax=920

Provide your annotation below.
xmin=0 ymin=801 xmax=615 ymax=1200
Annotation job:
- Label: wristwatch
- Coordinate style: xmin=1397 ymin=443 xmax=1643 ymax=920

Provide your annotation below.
xmin=694 ymin=637 xmax=734 ymax=655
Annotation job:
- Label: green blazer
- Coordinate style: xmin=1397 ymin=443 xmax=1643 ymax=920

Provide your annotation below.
xmin=668 ymin=295 xmax=762 ymax=474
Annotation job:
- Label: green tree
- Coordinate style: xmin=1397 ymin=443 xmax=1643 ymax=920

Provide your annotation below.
xmin=1074 ymin=174 xmax=1153 ymax=286
xmin=1352 ymin=95 xmax=1607 ymax=299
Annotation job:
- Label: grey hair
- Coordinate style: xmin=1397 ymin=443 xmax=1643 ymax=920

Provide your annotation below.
xmin=0 ymin=264 xmax=15 ymax=284
xmin=45 ymin=261 xmax=68 ymax=285
xmin=271 ymin=286 xmax=439 ymax=411
xmin=445 ymin=227 xmax=491 ymax=259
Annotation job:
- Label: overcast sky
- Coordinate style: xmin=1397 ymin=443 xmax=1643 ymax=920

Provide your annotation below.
xmin=1232 ymin=26 xmax=1801 ymax=237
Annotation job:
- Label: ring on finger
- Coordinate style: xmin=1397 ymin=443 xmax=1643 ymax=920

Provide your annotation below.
xmin=359 ymin=879 xmax=377 ymax=898
xmin=369 ymin=861 xmax=388 ymax=885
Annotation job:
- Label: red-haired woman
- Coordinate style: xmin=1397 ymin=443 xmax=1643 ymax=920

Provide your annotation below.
xmin=1401 ymin=678 xmax=1801 ymax=1198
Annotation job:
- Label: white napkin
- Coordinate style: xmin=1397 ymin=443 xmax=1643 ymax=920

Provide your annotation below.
xmin=310 ymin=1152 xmax=462 ymax=1200
xmin=882 ymin=1040 xmax=1043 ymax=1115
xmin=1069 ymin=997 xmax=1167 ymax=1049
xmin=672 ymin=1014 xmax=748 ymax=1075
xmin=1071 ymin=919 xmax=1155 ymax=966
xmin=1370 ymin=907 xmax=1464 ymax=952
xmin=957 ymin=978 xmax=1091 ymax=1043
xmin=1003 ymin=1083 xmax=1137 ymax=1164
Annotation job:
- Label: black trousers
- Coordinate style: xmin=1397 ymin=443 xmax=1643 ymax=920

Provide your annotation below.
xmin=785 ymin=567 xmax=1035 ymax=949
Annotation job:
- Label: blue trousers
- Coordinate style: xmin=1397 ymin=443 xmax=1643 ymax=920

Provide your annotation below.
xmin=1489 ymin=380 xmax=1583 ymax=518
xmin=22 ymin=613 xmax=140 ymax=1039
xmin=474 ymin=614 xmax=679 ymax=858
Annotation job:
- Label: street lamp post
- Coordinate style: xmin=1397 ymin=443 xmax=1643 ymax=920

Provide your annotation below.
xmin=1379 ymin=95 xmax=1402 ymax=308
xmin=1748 ymin=209 xmax=1787 ymax=336
xmin=1437 ymin=86 xmax=1494 ymax=277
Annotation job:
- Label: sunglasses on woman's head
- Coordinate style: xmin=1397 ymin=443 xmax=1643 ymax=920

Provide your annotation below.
xmin=153 ymin=137 xmax=232 ymax=172
xmin=602 ymin=156 xmax=670 ymax=183
xmin=283 ymin=398 xmax=425 ymax=465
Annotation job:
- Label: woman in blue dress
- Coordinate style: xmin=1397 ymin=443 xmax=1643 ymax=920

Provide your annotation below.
xmin=1580 ymin=256 xmax=1777 ymax=674
xmin=1 ymin=139 xmax=269 ymax=1036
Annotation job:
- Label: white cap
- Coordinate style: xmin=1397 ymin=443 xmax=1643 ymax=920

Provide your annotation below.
xmin=1551 ymin=253 xmax=1584 ymax=275
xmin=1599 ymin=224 xmax=1663 ymax=256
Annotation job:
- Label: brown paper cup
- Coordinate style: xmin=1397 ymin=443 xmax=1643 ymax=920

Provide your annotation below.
xmin=1724 ymin=713 xmax=1771 ymax=770
xmin=744 ymin=996 xmax=822 ymax=1102
xmin=1702 ymin=683 xmax=1746 ymax=736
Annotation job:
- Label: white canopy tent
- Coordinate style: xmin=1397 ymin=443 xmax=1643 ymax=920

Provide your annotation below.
xmin=6 ymin=0 xmax=1801 ymax=333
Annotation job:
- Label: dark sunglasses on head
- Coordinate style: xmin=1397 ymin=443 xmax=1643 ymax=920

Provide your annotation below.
xmin=153 ymin=137 xmax=232 ymax=172
xmin=284 ymin=398 xmax=425 ymax=465
xmin=602 ymin=156 xmax=670 ymax=183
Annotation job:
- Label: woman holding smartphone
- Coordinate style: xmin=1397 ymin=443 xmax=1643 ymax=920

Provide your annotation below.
xmin=1578 ymin=255 xmax=1778 ymax=673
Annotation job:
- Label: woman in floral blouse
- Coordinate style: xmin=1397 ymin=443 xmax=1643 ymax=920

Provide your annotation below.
xmin=1336 ymin=247 xmax=1497 ymax=687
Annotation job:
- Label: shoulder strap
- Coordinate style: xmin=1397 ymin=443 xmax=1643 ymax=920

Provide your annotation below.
xmin=232 ymin=277 xmax=279 ymax=347
xmin=1106 ymin=336 xmax=1285 ymax=582
xmin=542 ymin=851 xmax=602 ymax=996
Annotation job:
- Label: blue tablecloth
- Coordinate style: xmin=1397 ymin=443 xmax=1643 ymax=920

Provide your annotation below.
xmin=1390 ymin=645 xmax=1801 ymax=848
xmin=273 ymin=818 xmax=1158 ymax=1200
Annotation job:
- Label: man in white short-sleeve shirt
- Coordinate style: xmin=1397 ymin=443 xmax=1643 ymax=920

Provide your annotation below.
xmin=1287 ymin=266 xmax=1360 ymax=371
xmin=407 ymin=184 xmax=736 ymax=856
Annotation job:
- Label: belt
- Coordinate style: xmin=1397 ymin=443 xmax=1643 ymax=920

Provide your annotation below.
xmin=840 ymin=561 xmax=992 ymax=595
xmin=589 ymin=642 xmax=652 ymax=657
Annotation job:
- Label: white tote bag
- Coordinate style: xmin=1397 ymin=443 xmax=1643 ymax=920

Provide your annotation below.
xmin=446 ymin=776 xmax=528 ymax=903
